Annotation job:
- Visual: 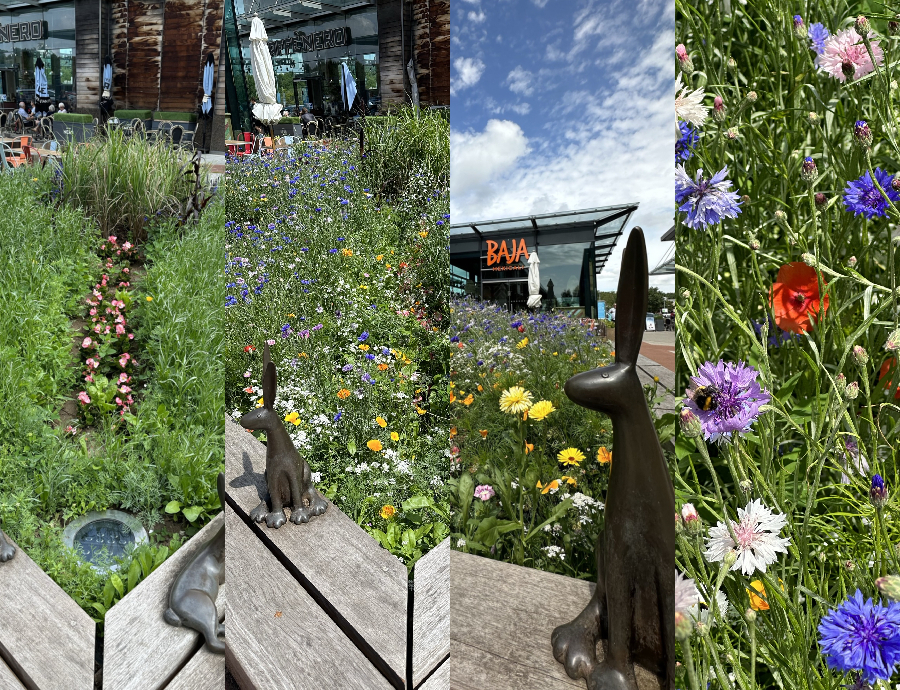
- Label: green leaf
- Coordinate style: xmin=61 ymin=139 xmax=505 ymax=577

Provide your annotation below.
xmin=182 ymin=506 xmax=203 ymax=522
xmin=153 ymin=546 xmax=169 ymax=570
xmin=127 ymin=559 xmax=140 ymax=592
xmin=386 ymin=521 xmax=401 ymax=549
xmin=525 ymin=499 xmax=572 ymax=543
xmin=347 ymin=438 xmax=357 ymax=455
xmin=401 ymin=495 xmax=434 ymax=511
xmin=110 ymin=573 xmax=124 ymax=598
xmin=91 ymin=602 xmax=107 ymax=616
xmin=164 ymin=500 xmax=181 ymax=514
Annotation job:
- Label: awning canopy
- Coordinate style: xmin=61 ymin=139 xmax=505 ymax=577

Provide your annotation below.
xmin=235 ymin=0 xmax=373 ymax=31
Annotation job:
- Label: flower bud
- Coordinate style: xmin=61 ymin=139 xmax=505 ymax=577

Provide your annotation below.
xmin=877 ymin=575 xmax=900 ymax=601
xmin=675 ymin=511 xmax=683 ymax=534
xmin=848 ymin=256 xmax=858 ymax=268
xmin=740 ymin=479 xmax=753 ymax=495
xmin=713 ymin=95 xmax=726 ymax=122
xmin=681 ymin=503 xmax=703 ymax=535
xmin=723 ymin=551 xmax=738 ymax=569
xmin=674 ymin=610 xmax=694 ymax=641
xmin=695 ymin=619 xmax=709 ymax=637
xmin=853 ymin=345 xmax=869 ymax=366
xmin=679 ymin=407 xmax=703 ymax=438
xmin=745 ymin=91 xmax=758 ymax=103
xmin=846 ymin=381 xmax=860 ymax=399
xmin=676 ymin=44 xmax=694 ymax=75
xmin=800 ymin=157 xmax=818 ymax=184
xmin=681 ymin=289 xmax=691 ymax=300
xmin=855 ymin=15 xmax=871 ymax=36
xmin=835 ymin=373 xmax=847 ymax=396
xmin=892 ymin=177 xmax=900 ymax=192
xmin=843 ymin=60 xmax=856 ymax=80
xmin=774 ymin=210 xmax=791 ymax=232
xmin=854 ymin=120 xmax=873 ymax=150
xmin=801 ymin=252 xmax=817 ymax=266
xmin=845 ymin=559 xmax=856 ymax=571
xmin=871 ymin=474 xmax=888 ymax=509
xmin=749 ymin=237 xmax=760 ymax=251
xmin=726 ymin=57 xmax=737 ymax=73
xmin=807 ymin=111 xmax=819 ymax=126
xmin=745 ymin=608 xmax=757 ymax=623
xmin=815 ymin=192 xmax=827 ymax=207
xmin=886 ymin=328 xmax=900 ymax=352
xmin=890 ymin=14 xmax=900 ymax=36
xmin=726 ymin=127 xmax=738 ymax=140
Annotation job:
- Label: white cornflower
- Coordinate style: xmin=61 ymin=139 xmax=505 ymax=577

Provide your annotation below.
xmin=676 ymin=73 xmax=708 ymax=127
xmin=675 ymin=570 xmax=701 ymax=614
xmin=704 ymin=499 xmax=790 ymax=576
xmin=689 ymin=588 xmax=729 ymax=627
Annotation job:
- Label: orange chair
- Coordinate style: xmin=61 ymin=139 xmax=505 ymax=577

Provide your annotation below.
xmin=20 ymin=135 xmax=31 ymax=148
xmin=2 ymin=144 xmax=26 ymax=168
xmin=21 ymin=144 xmax=36 ymax=165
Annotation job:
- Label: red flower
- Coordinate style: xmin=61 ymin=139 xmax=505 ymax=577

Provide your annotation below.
xmin=770 ymin=263 xmax=829 ymax=333
xmin=878 ymin=357 xmax=900 ymax=399
xmin=244 ymin=345 xmax=256 ymax=352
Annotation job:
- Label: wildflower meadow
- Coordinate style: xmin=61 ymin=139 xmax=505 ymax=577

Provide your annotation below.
xmin=676 ymin=1 xmax=900 ymax=687
xmin=223 ymin=109 xmax=451 ymax=569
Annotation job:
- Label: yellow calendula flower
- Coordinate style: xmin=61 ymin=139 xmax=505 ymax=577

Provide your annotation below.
xmin=416 ymin=406 xmax=427 ymax=415
xmin=284 ymin=411 xmax=301 ymax=426
xmin=380 ymin=504 xmax=396 ymax=519
xmin=337 ymin=388 xmax=352 ymax=400
xmin=390 ymin=431 xmax=399 ymax=442
xmin=378 ymin=363 xmax=389 ymax=371
xmin=537 ymin=479 xmax=559 ymax=495
xmin=341 ymin=248 xmax=353 ymax=257
xmin=256 ymin=397 xmax=264 ymax=408
xmin=450 ymin=426 xmax=457 ymax=437
xmin=517 ymin=337 xmax=529 ymax=349
xmin=561 ymin=475 xmax=578 ymax=486
xmin=448 ymin=392 xmax=457 ymax=404
xmin=146 ymin=296 xmax=153 ymax=302
xmin=359 ymin=344 xmax=370 ymax=351
xmin=376 ymin=416 xmax=387 ymax=428
xmin=747 ymin=579 xmax=784 ymax=611
xmin=529 ymin=400 xmax=557 ymax=421
xmin=596 ymin=447 xmax=612 ymax=464
xmin=479 ymin=429 xmax=488 ymax=438
xmin=499 ymin=386 xmax=533 ymax=414
xmin=299 ymin=352 xmax=308 ymax=358
xmin=477 ymin=384 xmax=483 ymax=392
xmin=463 ymin=394 xmax=474 ymax=406
xmin=376 ymin=254 xmax=384 ymax=261
xmin=557 ymin=447 xmax=586 ymax=467
xmin=367 ymin=439 xmax=383 ymax=452
xmin=524 ymin=442 xmax=534 ymax=455
xmin=419 ymin=231 xmax=428 ymax=238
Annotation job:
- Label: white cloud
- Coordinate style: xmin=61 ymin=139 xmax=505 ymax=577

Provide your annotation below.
xmin=450 ymin=120 xmax=529 ymax=197
xmin=532 ymin=0 xmax=549 ymax=6
xmin=505 ymin=66 xmax=534 ymax=96
xmin=451 ymin=57 xmax=485 ymax=95
xmin=468 ymin=9 xmax=486 ymax=23
xmin=508 ymin=103 xmax=531 ymax=115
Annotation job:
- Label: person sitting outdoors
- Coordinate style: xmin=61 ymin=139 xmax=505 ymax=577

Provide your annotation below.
xmin=57 ymin=102 xmax=68 ymax=114
xmin=16 ymin=102 xmax=35 ymax=128
xmin=300 ymin=107 xmax=316 ymax=124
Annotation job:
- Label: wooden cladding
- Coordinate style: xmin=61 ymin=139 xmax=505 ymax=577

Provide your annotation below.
xmin=412 ymin=0 xmax=449 ymax=106
xmin=110 ymin=0 xmax=224 ymax=112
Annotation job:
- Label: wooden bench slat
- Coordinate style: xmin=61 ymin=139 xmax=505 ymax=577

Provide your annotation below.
xmin=103 ymin=512 xmax=225 ymax=690
xmin=418 ymin=659 xmax=448 ymax=690
xmin=0 ymin=535 xmax=95 ymax=690
xmin=412 ymin=538 xmax=449 ymax=686
xmin=224 ymin=505 xmax=395 ymax=690
xmin=0 ymin=657 xmax=27 ymax=690
xmin=225 ymin=416 xmax=408 ymax=680
xmin=165 ymin=646 xmax=224 ymax=690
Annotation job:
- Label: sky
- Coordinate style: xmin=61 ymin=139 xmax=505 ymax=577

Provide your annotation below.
xmin=449 ymin=0 xmax=675 ymax=292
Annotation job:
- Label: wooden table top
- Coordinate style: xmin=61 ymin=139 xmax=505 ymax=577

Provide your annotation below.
xmin=225 ymin=139 xmax=250 ymax=146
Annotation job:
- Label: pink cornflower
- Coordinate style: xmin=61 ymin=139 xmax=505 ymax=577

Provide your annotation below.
xmin=704 ymin=499 xmax=790 ymax=576
xmin=81 ymin=337 xmax=93 ymax=348
xmin=77 ymin=391 xmax=91 ymax=405
xmin=473 ymin=484 xmax=495 ymax=501
xmin=815 ymin=28 xmax=883 ymax=82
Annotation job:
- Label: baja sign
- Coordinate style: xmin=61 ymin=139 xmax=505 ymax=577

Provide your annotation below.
xmin=486 ymin=238 xmax=529 ymax=266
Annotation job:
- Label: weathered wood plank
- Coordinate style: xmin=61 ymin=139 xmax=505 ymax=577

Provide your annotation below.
xmin=449 ymin=552 xmax=662 ymax=690
xmin=165 ymin=646 xmax=223 ymax=690
xmin=224 ymin=415 xmax=408 ymax=681
xmin=412 ymin=538 xmax=449 ymax=686
xmin=159 ymin=0 xmax=205 ymax=112
xmin=103 ymin=512 xmax=225 ymax=690
xmin=0 ymin=536 xmax=95 ymax=690
xmin=224 ymin=504 xmax=395 ymax=690
xmin=0 ymin=657 xmax=26 ymax=690
xmin=419 ymin=659 xmax=448 ymax=690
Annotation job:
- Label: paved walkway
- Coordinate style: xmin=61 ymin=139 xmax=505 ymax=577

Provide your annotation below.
xmin=635 ymin=331 xmax=678 ymax=415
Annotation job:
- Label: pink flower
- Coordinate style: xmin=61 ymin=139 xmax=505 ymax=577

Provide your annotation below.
xmin=119 ymin=353 xmax=131 ymax=368
xmin=89 ymin=308 xmax=97 ymax=316
xmin=123 ymin=267 xmax=130 ymax=273
xmin=77 ymin=391 xmax=91 ymax=405
xmin=115 ymin=397 xmax=123 ymax=405
xmin=115 ymin=324 xmax=126 ymax=336
xmin=128 ymin=333 xmax=134 ymax=340
xmin=267 ymin=339 xmax=276 ymax=346
xmin=86 ymin=358 xmax=99 ymax=369
xmin=119 ymin=386 xmax=131 ymax=394
xmin=815 ymin=28 xmax=883 ymax=82
xmin=474 ymin=484 xmax=495 ymax=501
xmin=109 ymin=235 xmax=117 ymax=244
xmin=118 ymin=372 xmax=130 ymax=383
xmin=84 ymin=374 xmax=93 ymax=383
xmin=65 ymin=425 xmax=76 ymax=434
xmin=123 ymin=242 xmax=132 ymax=250
xmin=93 ymin=324 xmax=102 ymax=334
xmin=104 ymin=326 xmax=111 ymax=335
xmin=243 ymin=370 xmax=252 ymax=378
xmin=82 ymin=337 xmax=93 ymax=348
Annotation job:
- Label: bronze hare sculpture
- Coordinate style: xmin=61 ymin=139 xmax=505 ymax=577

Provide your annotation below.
xmin=239 ymin=343 xmax=328 ymax=528
xmin=164 ymin=472 xmax=225 ymax=653
xmin=0 ymin=521 xmax=15 ymax=563
xmin=551 ymin=228 xmax=675 ymax=690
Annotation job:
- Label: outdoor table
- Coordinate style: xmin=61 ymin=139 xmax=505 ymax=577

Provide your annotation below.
xmin=0 ymin=137 xmax=22 ymax=147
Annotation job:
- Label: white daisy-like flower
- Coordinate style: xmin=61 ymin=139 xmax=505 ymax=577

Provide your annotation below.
xmin=689 ymin=588 xmax=729 ymax=627
xmin=704 ymin=498 xmax=790 ymax=576
xmin=675 ymin=570 xmax=701 ymax=614
xmin=676 ymin=73 xmax=708 ymax=127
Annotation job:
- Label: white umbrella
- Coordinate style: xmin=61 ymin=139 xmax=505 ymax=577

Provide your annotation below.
xmin=249 ymin=15 xmax=282 ymax=125
xmin=34 ymin=57 xmax=49 ymax=115
xmin=201 ymin=53 xmax=214 ymax=116
xmin=102 ymin=58 xmax=112 ymax=98
xmin=527 ymin=251 xmax=542 ymax=308
xmin=340 ymin=62 xmax=357 ymax=112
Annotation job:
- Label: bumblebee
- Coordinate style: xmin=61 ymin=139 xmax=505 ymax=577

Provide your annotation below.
xmin=689 ymin=385 xmax=720 ymax=412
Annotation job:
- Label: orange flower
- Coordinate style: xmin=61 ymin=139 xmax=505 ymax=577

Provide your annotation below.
xmin=878 ymin=357 xmax=900 ymax=399
xmin=378 ymin=363 xmax=389 ymax=371
xmin=462 ymin=394 xmax=474 ymax=406
xmin=537 ymin=479 xmax=559 ymax=494
xmin=477 ymin=384 xmax=483 ymax=392
xmin=770 ymin=262 xmax=829 ymax=333
xmin=367 ymin=439 xmax=383 ymax=452
xmin=596 ymin=447 xmax=612 ymax=464
xmin=337 ymin=388 xmax=351 ymax=400
xmin=380 ymin=504 xmax=396 ymax=519
xmin=449 ymin=392 xmax=456 ymax=403
xmin=450 ymin=426 xmax=457 ymax=437
xmin=525 ymin=442 xmax=534 ymax=455
xmin=479 ymin=429 xmax=488 ymax=438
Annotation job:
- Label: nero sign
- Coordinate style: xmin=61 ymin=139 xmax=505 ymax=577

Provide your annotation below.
xmin=0 ymin=21 xmax=45 ymax=43
xmin=269 ymin=27 xmax=351 ymax=56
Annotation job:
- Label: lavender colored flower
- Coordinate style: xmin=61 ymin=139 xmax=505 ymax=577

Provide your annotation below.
xmin=808 ymin=22 xmax=830 ymax=54
xmin=871 ymin=475 xmax=889 ymax=509
xmin=684 ymin=360 xmax=771 ymax=443
xmin=676 ymin=121 xmax=699 ymax=163
xmin=675 ymin=165 xmax=742 ymax=230
xmin=840 ymin=437 xmax=869 ymax=484
xmin=342 ymin=363 xmax=354 ymax=372
xmin=474 ymin=485 xmax=495 ymax=501
xmin=843 ymin=168 xmax=900 ymax=219
xmin=358 ymin=331 xmax=369 ymax=342
xmin=818 ymin=589 xmax=900 ymax=682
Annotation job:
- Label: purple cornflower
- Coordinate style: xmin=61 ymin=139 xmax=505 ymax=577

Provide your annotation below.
xmin=675 ymin=165 xmax=742 ymax=230
xmin=753 ymin=317 xmax=798 ymax=348
xmin=473 ymin=485 xmax=495 ymax=501
xmin=358 ymin=331 xmax=369 ymax=342
xmin=871 ymin=475 xmax=889 ymax=509
xmin=676 ymin=121 xmax=699 ymax=163
xmin=808 ymin=22 xmax=830 ymax=54
xmin=333 ymin=411 xmax=342 ymax=422
xmin=342 ymin=364 xmax=354 ymax=372
xmin=818 ymin=589 xmax=900 ymax=682
xmin=684 ymin=360 xmax=771 ymax=443
xmin=843 ymin=168 xmax=900 ymax=219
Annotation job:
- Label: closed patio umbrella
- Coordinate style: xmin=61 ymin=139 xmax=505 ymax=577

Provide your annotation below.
xmin=201 ymin=53 xmax=215 ymax=117
xmin=100 ymin=55 xmax=115 ymax=118
xmin=527 ymin=252 xmax=542 ymax=308
xmin=34 ymin=57 xmax=50 ymax=115
xmin=249 ymin=15 xmax=282 ymax=125
xmin=340 ymin=62 xmax=357 ymax=113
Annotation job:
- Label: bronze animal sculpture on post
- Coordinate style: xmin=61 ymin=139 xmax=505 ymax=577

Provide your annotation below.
xmin=163 ymin=473 xmax=225 ymax=653
xmin=239 ymin=343 xmax=328 ymax=528
xmin=551 ymin=228 xmax=675 ymax=690
xmin=0 ymin=521 xmax=15 ymax=563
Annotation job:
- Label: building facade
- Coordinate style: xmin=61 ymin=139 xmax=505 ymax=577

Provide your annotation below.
xmin=223 ymin=0 xmax=448 ymax=133
xmin=449 ymin=206 xmax=637 ymax=319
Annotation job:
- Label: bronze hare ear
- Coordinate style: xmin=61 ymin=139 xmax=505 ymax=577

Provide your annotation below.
xmin=614 ymin=227 xmax=648 ymax=367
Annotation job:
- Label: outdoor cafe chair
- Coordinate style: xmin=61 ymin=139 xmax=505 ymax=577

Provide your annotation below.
xmin=1 ymin=143 xmax=26 ymax=169
xmin=306 ymin=119 xmax=320 ymax=139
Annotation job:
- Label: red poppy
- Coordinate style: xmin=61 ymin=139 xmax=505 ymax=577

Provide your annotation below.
xmin=770 ymin=263 xmax=829 ymax=333
xmin=878 ymin=357 xmax=900 ymax=399
xmin=244 ymin=345 xmax=256 ymax=352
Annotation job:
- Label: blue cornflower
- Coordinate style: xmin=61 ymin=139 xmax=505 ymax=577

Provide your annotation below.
xmin=808 ymin=22 xmax=830 ymax=55
xmin=684 ymin=360 xmax=770 ymax=443
xmin=675 ymin=164 xmax=742 ymax=230
xmin=334 ymin=411 xmax=342 ymax=422
xmin=676 ymin=121 xmax=699 ymax=163
xmin=366 ymin=354 xmax=375 ymax=360
xmin=329 ymin=248 xmax=338 ymax=254
xmin=843 ymin=168 xmax=900 ymax=220
xmin=358 ymin=331 xmax=369 ymax=342
xmin=818 ymin=590 xmax=900 ymax=682
xmin=382 ymin=347 xmax=390 ymax=356
xmin=342 ymin=364 xmax=354 ymax=372
xmin=450 ymin=335 xmax=459 ymax=343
